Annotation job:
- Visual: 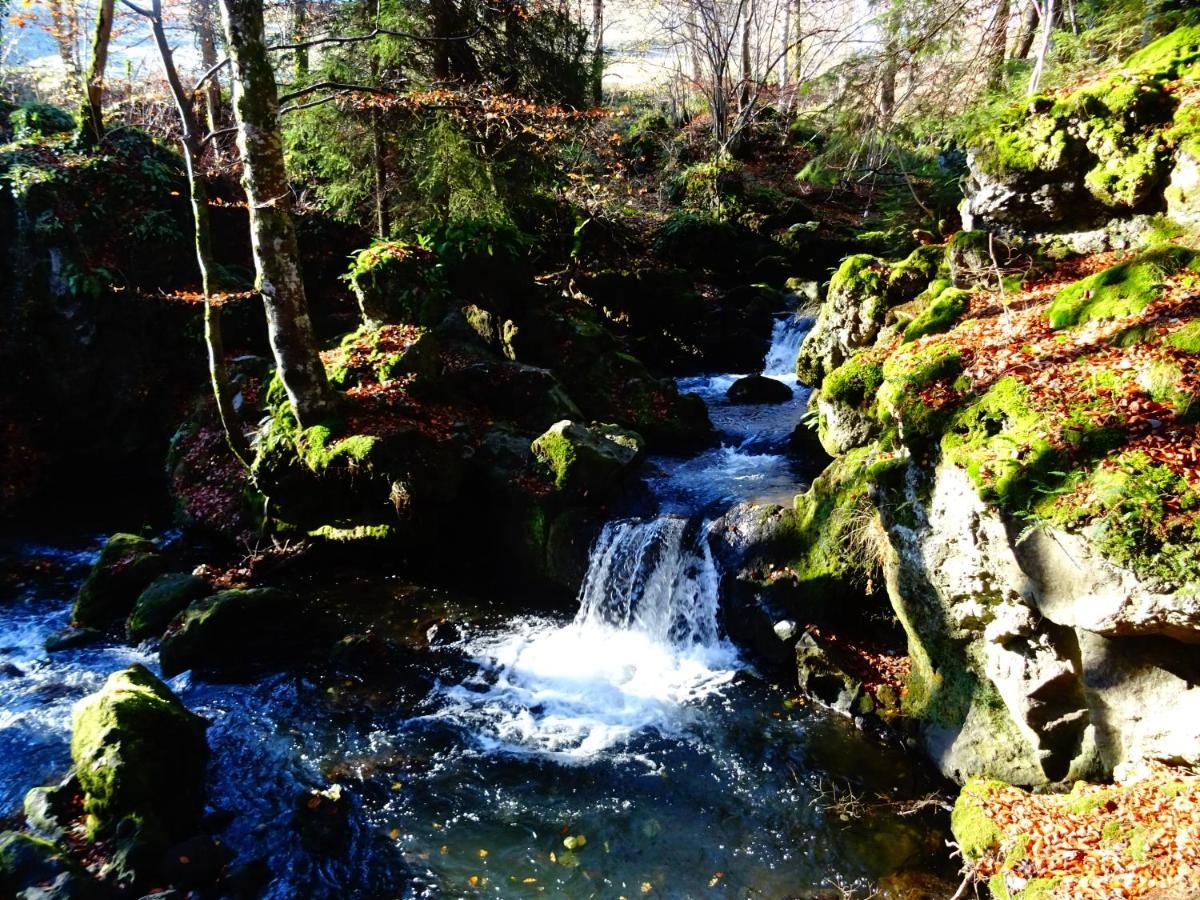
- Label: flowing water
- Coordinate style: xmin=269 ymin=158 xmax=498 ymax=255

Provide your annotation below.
xmin=0 ymin=311 xmax=952 ymax=898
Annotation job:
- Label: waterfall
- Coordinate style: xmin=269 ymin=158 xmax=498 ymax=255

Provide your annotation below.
xmin=575 ymin=517 xmax=722 ymax=647
xmin=437 ymin=516 xmax=736 ymax=758
xmin=762 ymin=313 xmax=812 ymax=378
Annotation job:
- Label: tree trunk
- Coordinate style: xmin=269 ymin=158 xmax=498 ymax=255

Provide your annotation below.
xmin=430 ymin=0 xmax=480 ymax=83
xmin=136 ymin=0 xmax=250 ymax=464
xmin=367 ymin=0 xmax=389 ymax=238
xmin=78 ymin=0 xmax=115 ymax=145
xmin=1027 ymin=0 xmax=1055 ymax=95
xmin=503 ymin=1 xmax=522 ymax=92
xmin=1013 ymin=0 xmax=1039 ymax=60
xmin=792 ymin=0 xmax=803 ymax=82
xmin=292 ymin=0 xmax=308 ymax=80
xmin=879 ymin=3 xmax=899 ymax=127
xmin=986 ymin=0 xmax=1011 ymax=88
xmin=47 ymin=0 xmax=83 ymax=89
xmin=685 ymin=0 xmax=701 ymax=86
xmin=193 ymin=0 xmax=224 ymax=141
xmin=591 ymin=0 xmax=604 ymax=105
xmin=218 ymin=0 xmax=335 ymax=426
xmin=739 ymin=0 xmax=753 ymax=110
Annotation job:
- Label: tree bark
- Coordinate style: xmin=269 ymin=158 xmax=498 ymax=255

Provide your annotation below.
xmin=192 ymin=0 xmax=224 ymax=142
xmin=218 ymin=0 xmax=335 ymax=426
xmin=78 ymin=0 xmax=115 ymax=145
xmin=878 ymin=3 xmax=899 ymax=127
xmin=986 ymin=0 xmax=1011 ymax=88
xmin=591 ymin=0 xmax=604 ymax=105
xmin=430 ymin=0 xmax=480 ymax=83
xmin=1027 ymin=0 xmax=1055 ymax=95
xmin=127 ymin=0 xmax=250 ymax=464
xmin=47 ymin=0 xmax=83 ymax=89
xmin=1013 ymin=0 xmax=1039 ymax=60
xmin=292 ymin=0 xmax=308 ymax=80
xmin=739 ymin=0 xmax=753 ymax=110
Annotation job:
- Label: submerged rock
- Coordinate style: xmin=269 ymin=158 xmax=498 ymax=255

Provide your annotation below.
xmin=70 ymin=665 xmax=208 ymax=841
xmin=159 ymin=587 xmax=294 ymax=678
xmin=726 ymin=374 xmax=793 ymax=404
xmin=44 ymin=626 xmax=103 ymax=653
xmin=0 ymin=831 xmax=95 ymax=899
xmin=71 ymin=534 xmax=164 ymax=628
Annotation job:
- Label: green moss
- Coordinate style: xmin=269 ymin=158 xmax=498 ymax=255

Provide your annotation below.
xmin=903 ymin=288 xmax=970 ymax=342
xmin=887 ymin=245 xmax=944 ymax=301
xmin=822 ymin=352 xmax=884 ymax=407
xmin=1047 ymin=246 xmax=1200 ymax=329
xmin=307 ymin=524 xmax=395 ymax=542
xmin=877 ymin=341 xmax=964 ymax=445
xmin=1124 ymin=25 xmax=1200 ymax=79
xmin=941 ymin=377 xmax=1061 ymax=511
xmin=1046 ymin=450 xmax=1200 ymax=585
xmin=1167 ymin=320 xmax=1200 ymax=352
xmin=71 ymin=665 xmax=207 ymax=840
xmin=8 ymin=103 xmax=75 ymax=138
xmin=72 ymin=534 xmax=165 ymax=628
xmin=1143 ymin=359 xmax=1199 ymax=421
xmin=297 ymin=424 xmax=380 ymax=474
xmin=126 ymin=573 xmax=209 ymax=642
xmin=973 ymin=105 xmax=1071 ymax=176
xmin=531 ymin=429 xmax=578 ymax=490
xmin=951 ymin=778 xmax=1006 ymax=863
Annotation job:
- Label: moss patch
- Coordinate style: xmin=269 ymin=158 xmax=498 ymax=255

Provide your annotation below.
xmin=1047 ymin=246 xmax=1199 ymax=329
xmin=822 ymin=352 xmax=885 ymax=407
xmin=903 ymin=287 xmax=970 ymax=342
xmin=951 ymin=778 xmax=1006 ymax=862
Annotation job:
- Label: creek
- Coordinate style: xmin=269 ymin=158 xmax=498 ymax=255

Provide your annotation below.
xmin=0 ymin=310 xmax=951 ymax=898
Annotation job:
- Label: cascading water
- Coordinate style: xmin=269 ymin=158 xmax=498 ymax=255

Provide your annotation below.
xmin=436 ymin=518 xmax=738 ymax=759
xmin=762 ymin=312 xmax=813 ymax=380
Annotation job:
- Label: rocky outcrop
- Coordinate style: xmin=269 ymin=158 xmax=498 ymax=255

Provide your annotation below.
xmin=159 ymin=588 xmax=295 ymax=677
xmin=530 ymin=420 xmax=644 ymax=495
xmin=726 ymin=374 xmax=794 ymax=404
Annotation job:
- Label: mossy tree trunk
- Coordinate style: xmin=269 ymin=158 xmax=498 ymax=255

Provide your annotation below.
xmin=125 ymin=0 xmax=251 ymax=466
xmin=291 ymin=0 xmax=308 ymax=80
xmin=218 ymin=0 xmax=335 ymax=427
xmin=77 ymin=0 xmax=114 ymax=146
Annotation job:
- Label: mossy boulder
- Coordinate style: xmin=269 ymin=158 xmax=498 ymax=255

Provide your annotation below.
xmin=0 ymin=831 xmax=95 ymax=899
xmin=71 ymin=534 xmax=165 ymax=628
xmin=796 ymin=255 xmax=891 ymax=386
xmin=70 ymin=665 xmax=208 ymax=842
xmin=530 ymin=421 xmax=644 ymax=495
xmin=9 ymin=103 xmax=75 ymax=139
xmin=1047 ymin=245 xmax=1199 ymax=328
xmin=159 ymin=587 xmax=294 ymax=677
xmin=903 ymin=287 xmax=971 ymax=342
xmin=126 ymin=573 xmax=209 ymax=642
xmin=950 ymin=778 xmax=1006 ymax=863
xmin=347 ymin=241 xmax=444 ymax=327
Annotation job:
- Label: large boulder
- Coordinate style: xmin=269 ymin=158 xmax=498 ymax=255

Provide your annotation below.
xmin=126 ymin=573 xmax=209 ymax=642
xmin=70 ymin=665 xmax=208 ymax=840
xmin=726 ymin=374 xmax=794 ymax=404
xmin=530 ymin=421 xmax=644 ymax=496
xmin=71 ymin=534 xmax=165 ymax=628
xmin=159 ymin=587 xmax=294 ymax=677
xmin=796 ymin=255 xmax=890 ymax=386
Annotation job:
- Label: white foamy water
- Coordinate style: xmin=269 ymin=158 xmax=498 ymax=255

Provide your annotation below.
xmin=436 ymin=519 xmax=739 ymax=759
xmin=762 ymin=313 xmax=813 ymax=380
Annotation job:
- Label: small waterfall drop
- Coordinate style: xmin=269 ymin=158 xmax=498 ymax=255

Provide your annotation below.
xmin=762 ymin=313 xmax=812 ymax=379
xmin=437 ymin=517 xmax=736 ymax=758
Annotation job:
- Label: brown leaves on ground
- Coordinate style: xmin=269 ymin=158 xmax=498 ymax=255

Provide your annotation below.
xmin=974 ymin=768 xmax=1200 ymax=899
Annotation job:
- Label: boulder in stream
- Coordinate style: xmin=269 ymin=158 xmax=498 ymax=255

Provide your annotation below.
xmin=531 ymin=420 xmax=645 ymax=495
xmin=71 ymin=665 xmax=208 ymax=842
xmin=0 ymin=831 xmax=95 ymax=899
xmin=726 ymin=374 xmax=794 ymax=404
xmin=126 ymin=572 xmax=210 ymax=642
xmin=71 ymin=534 xmax=165 ymax=628
xmin=159 ymin=587 xmax=294 ymax=677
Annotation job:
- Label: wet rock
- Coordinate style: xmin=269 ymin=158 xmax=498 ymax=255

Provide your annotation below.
xmin=425 ymin=620 xmax=462 ymax=647
xmin=0 ymin=831 xmax=95 ymax=899
xmin=795 ymin=633 xmax=862 ymax=716
xmin=161 ymin=834 xmax=226 ymax=891
xmin=23 ymin=777 xmax=80 ymax=840
xmin=44 ymin=626 xmax=103 ymax=653
xmin=294 ymin=784 xmax=351 ymax=853
xmin=815 ymin=393 xmax=879 ymax=457
xmin=71 ymin=664 xmax=208 ymax=841
xmin=126 ymin=573 xmax=209 ymax=642
xmin=159 ymin=587 xmax=294 ymax=678
xmin=71 ymin=533 xmax=165 ymax=628
xmin=0 ymin=662 xmax=24 ymax=678
xmin=531 ymin=420 xmax=644 ymax=495
xmin=726 ymin=374 xmax=794 ymax=404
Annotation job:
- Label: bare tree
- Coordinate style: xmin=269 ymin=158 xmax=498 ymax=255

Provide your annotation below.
xmin=120 ymin=0 xmax=250 ymax=463
xmin=592 ymin=0 xmax=604 ymax=104
xmin=218 ymin=0 xmax=335 ymax=426
xmin=1027 ymin=0 xmax=1054 ymax=93
xmin=46 ymin=0 xmax=83 ymax=88
xmin=985 ymin=0 xmax=1011 ymax=87
xmin=192 ymin=0 xmax=225 ymax=140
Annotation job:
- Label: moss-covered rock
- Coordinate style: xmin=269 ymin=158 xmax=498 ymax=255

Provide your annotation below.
xmin=126 ymin=573 xmax=209 ymax=642
xmin=159 ymin=587 xmax=294 ymax=677
xmin=8 ymin=103 xmax=75 ymax=139
xmin=0 ymin=830 xmax=95 ymax=899
xmin=70 ymin=665 xmax=207 ymax=842
xmin=878 ymin=340 xmax=964 ymax=445
xmin=950 ymin=778 xmax=1006 ymax=863
xmin=71 ymin=534 xmax=165 ymax=628
xmin=530 ymin=420 xmax=644 ymax=495
xmin=903 ymin=287 xmax=970 ymax=342
xmin=347 ymin=240 xmax=444 ymax=327
xmin=796 ymin=255 xmax=891 ymax=386
xmin=1046 ymin=245 xmax=1199 ymax=328
xmin=1124 ymin=24 xmax=1200 ymax=78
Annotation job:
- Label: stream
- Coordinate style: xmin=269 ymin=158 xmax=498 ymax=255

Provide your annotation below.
xmin=0 ymin=311 xmax=952 ymax=898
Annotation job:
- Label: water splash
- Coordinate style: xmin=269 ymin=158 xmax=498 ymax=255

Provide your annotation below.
xmin=436 ymin=518 xmax=737 ymax=759
xmin=762 ymin=313 xmax=812 ymax=378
